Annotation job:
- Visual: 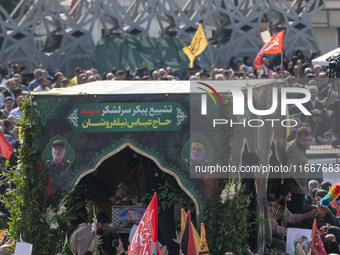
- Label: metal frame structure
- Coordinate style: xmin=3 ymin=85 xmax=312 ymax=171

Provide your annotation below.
xmin=0 ymin=0 xmax=325 ymax=76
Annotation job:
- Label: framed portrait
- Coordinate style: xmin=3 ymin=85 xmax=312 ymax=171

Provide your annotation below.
xmin=112 ymin=206 xmax=146 ymax=233
xmin=42 ymin=135 xmax=75 ymax=177
xmin=286 ymin=228 xmax=312 ymax=255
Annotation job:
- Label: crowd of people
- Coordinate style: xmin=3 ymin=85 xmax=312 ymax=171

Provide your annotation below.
xmin=0 ymin=49 xmax=339 ymax=148
xmin=267 ymin=180 xmax=340 ymax=255
xmin=0 ymin=49 xmax=340 ymax=255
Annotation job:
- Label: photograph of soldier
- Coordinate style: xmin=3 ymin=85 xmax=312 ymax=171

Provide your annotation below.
xmin=47 ymin=140 xmax=70 ymax=177
xmin=188 ymin=141 xmax=207 ymax=166
xmin=182 ymin=133 xmax=214 ymax=168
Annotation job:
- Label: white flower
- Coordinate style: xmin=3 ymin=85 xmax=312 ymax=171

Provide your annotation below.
xmin=220 ymin=184 xmax=237 ymax=204
xmin=229 ymin=184 xmax=236 ymax=200
xmin=50 ymin=222 xmax=59 ymax=229
xmin=91 ymin=222 xmax=96 ymax=233
xmin=46 ymin=208 xmax=56 ymax=220
xmin=57 ymin=205 xmax=67 ymax=215
xmin=220 ymin=189 xmax=228 ymax=204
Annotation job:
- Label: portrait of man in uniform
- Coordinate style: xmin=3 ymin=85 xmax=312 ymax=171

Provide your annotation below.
xmin=190 ymin=141 xmax=206 ymax=165
xmin=47 ymin=140 xmax=70 ymax=177
xmin=181 ymin=133 xmax=215 ymax=168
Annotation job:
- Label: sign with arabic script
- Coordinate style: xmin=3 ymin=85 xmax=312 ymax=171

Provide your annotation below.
xmin=67 ymin=102 xmax=188 ymax=132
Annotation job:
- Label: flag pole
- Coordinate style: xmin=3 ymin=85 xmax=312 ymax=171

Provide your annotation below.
xmin=154 ymin=243 xmax=158 ymax=255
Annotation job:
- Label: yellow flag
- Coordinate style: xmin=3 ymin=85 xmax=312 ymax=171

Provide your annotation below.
xmin=192 ymin=222 xmax=200 ymax=253
xmin=183 ymin=24 xmax=208 ymax=68
xmin=180 ymin=208 xmax=187 ymax=241
xmin=199 ymin=223 xmax=209 ymax=255
xmin=180 ymin=208 xmax=201 ymax=252
xmin=0 ymin=229 xmax=5 ymax=240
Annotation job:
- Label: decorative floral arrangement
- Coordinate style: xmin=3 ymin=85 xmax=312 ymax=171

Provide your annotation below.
xmin=1 ymin=96 xmax=87 ymax=255
xmin=204 ymin=178 xmax=255 ymax=255
xmin=220 ymin=182 xmax=236 ymax=204
xmin=44 ymin=205 xmax=67 ymax=230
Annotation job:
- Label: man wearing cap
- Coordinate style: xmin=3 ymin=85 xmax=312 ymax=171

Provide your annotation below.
xmin=47 ymin=140 xmax=70 ymax=176
xmin=52 ymin=72 xmax=67 ymax=88
xmin=185 ymin=141 xmax=208 ymax=166
xmin=68 ymin=67 xmax=82 ymax=86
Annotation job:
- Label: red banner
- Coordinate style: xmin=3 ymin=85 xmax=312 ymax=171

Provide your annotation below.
xmin=0 ymin=132 xmax=13 ymax=160
xmin=312 ymin=218 xmax=327 ymax=255
xmin=254 ymin=30 xmax=285 ymax=69
xmin=128 ymin=192 xmax=160 ymax=255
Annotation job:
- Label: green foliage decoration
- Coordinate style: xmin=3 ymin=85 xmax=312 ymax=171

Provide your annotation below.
xmin=2 ymin=96 xmax=86 ymax=254
xmin=201 ymin=94 xmax=260 ymax=254
xmin=203 ymin=179 xmax=254 ymax=255
xmin=141 ymin=173 xmax=195 ymax=213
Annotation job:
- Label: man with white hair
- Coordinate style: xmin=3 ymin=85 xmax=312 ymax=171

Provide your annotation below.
xmin=304 ymin=67 xmax=312 ymax=76
xmin=47 ymin=140 xmax=70 ymax=177
xmin=215 ymin=74 xmax=224 ymax=80
xmin=306 ymin=180 xmax=319 ymax=204
xmin=303 ymin=86 xmax=323 ymax=112
xmin=28 ymin=68 xmax=42 ymax=91
xmin=152 ymin=70 xmax=159 ymax=80
xmin=313 ymin=64 xmax=323 ymax=78
xmin=158 ymin=68 xmax=166 ymax=78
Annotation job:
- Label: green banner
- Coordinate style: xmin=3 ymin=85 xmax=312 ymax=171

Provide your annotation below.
xmin=67 ymin=102 xmax=188 ymax=132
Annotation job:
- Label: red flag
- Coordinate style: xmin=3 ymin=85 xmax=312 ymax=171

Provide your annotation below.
xmin=129 ymin=192 xmax=161 ymax=255
xmin=254 ymin=30 xmax=285 ymax=69
xmin=312 ymin=218 xmax=327 ymax=255
xmin=0 ymin=132 xmax=14 ymax=160
xmin=180 ymin=211 xmax=197 ymax=255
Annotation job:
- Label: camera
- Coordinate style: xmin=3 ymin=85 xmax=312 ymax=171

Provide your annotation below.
xmin=328 ymin=53 xmax=340 ymax=78
xmin=112 ymin=232 xmax=120 ymax=247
